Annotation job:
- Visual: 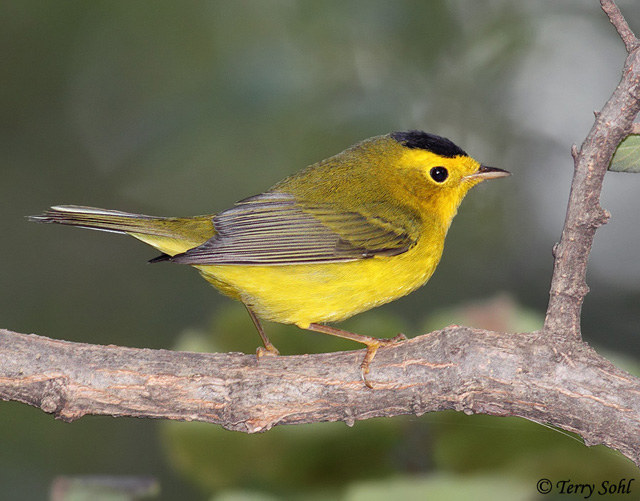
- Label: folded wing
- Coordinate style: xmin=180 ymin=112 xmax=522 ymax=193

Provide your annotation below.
xmin=169 ymin=192 xmax=418 ymax=265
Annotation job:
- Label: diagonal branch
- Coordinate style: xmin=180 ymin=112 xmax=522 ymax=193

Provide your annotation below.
xmin=543 ymin=3 xmax=640 ymax=338
xmin=600 ymin=0 xmax=640 ymax=52
xmin=2 ymin=327 xmax=640 ymax=465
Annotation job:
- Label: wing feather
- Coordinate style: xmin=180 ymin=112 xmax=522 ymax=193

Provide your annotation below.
xmin=170 ymin=192 xmax=418 ymax=265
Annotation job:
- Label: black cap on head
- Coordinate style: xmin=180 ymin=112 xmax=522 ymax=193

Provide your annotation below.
xmin=391 ymin=130 xmax=467 ymax=158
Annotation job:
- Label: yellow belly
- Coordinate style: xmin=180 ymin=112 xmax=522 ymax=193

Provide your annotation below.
xmin=194 ymin=236 xmax=443 ymax=328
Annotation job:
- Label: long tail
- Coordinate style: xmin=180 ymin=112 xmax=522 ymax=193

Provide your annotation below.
xmin=29 ymin=205 xmax=215 ymax=257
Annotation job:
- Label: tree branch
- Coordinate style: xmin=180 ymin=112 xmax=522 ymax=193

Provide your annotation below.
xmin=543 ymin=3 xmax=640 ymax=337
xmin=600 ymin=0 xmax=640 ymax=53
xmin=2 ymin=327 xmax=640 ymax=464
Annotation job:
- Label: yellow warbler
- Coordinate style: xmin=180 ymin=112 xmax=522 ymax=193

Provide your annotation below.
xmin=31 ymin=131 xmax=509 ymax=386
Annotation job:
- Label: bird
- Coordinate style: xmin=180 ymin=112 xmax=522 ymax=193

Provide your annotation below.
xmin=30 ymin=130 xmax=509 ymax=387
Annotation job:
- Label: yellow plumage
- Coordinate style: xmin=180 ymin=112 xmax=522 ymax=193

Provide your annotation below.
xmin=31 ymin=131 xmax=509 ymax=386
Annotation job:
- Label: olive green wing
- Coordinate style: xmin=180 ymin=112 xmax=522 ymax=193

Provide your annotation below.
xmin=168 ymin=192 xmax=419 ymax=265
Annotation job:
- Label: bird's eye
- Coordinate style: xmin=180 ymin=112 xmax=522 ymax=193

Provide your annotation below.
xmin=430 ymin=166 xmax=448 ymax=183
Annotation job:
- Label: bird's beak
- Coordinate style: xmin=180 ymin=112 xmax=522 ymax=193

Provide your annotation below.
xmin=464 ymin=164 xmax=511 ymax=181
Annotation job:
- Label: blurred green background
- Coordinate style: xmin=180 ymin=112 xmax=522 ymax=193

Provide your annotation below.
xmin=2 ymin=1 xmax=640 ymax=499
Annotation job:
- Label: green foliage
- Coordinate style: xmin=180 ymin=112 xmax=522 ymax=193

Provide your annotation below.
xmin=162 ymin=418 xmax=408 ymax=495
xmin=429 ymin=412 xmax=634 ymax=477
xmin=50 ymin=476 xmax=159 ymax=501
xmin=344 ymin=473 xmax=531 ymax=501
xmin=609 ymin=135 xmax=640 ymax=173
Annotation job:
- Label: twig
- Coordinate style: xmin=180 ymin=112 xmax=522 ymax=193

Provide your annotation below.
xmin=2 ymin=327 xmax=640 ymax=465
xmin=600 ymin=0 xmax=640 ymax=53
xmin=543 ymin=3 xmax=640 ymax=337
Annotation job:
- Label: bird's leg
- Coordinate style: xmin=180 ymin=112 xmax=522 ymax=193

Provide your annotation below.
xmin=245 ymin=306 xmax=280 ymax=358
xmin=305 ymin=323 xmax=406 ymax=388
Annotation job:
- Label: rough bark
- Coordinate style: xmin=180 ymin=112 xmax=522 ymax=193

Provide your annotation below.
xmin=2 ymin=327 xmax=640 ymax=463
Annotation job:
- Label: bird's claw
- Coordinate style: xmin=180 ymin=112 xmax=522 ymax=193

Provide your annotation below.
xmin=256 ymin=343 xmax=280 ymax=359
xmin=360 ymin=333 xmax=407 ymax=389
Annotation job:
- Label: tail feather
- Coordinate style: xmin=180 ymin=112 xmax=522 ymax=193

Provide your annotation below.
xmin=29 ymin=205 xmax=169 ymax=235
xmin=30 ymin=205 xmax=216 ymax=257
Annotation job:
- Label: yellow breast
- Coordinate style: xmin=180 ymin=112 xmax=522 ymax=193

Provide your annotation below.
xmin=195 ymin=230 xmax=444 ymax=328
